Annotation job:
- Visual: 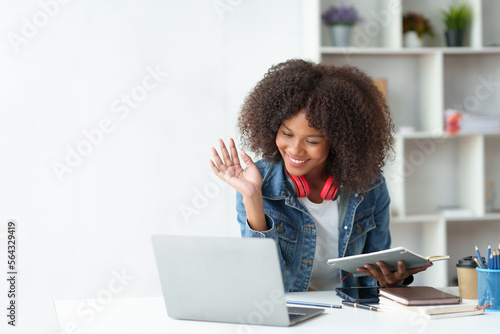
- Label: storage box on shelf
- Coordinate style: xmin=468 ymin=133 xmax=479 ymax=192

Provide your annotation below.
xmin=303 ymin=0 xmax=500 ymax=286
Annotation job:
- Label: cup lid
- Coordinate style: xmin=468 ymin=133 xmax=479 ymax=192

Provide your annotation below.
xmin=456 ymin=256 xmax=483 ymax=268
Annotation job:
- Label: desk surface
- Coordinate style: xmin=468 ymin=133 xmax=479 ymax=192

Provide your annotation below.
xmin=55 ymin=288 xmax=498 ymax=334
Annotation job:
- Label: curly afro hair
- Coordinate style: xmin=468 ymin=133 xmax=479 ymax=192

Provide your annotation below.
xmin=237 ymin=59 xmax=395 ymax=195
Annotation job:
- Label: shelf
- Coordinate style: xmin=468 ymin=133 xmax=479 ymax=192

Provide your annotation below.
xmin=321 ymin=46 xmax=500 ymax=55
xmin=395 ymin=132 xmax=500 ymax=140
xmin=310 ymin=0 xmax=500 ymax=287
xmin=445 ymin=213 xmax=500 ymax=222
xmin=390 ymin=214 xmax=441 ymax=224
xmin=391 ymin=213 xmax=500 ymax=224
xmin=441 ymin=47 xmax=500 ymax=55
xmin=321 ymin=47 xmax=435 ymax=55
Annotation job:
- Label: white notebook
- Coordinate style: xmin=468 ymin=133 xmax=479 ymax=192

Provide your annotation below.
xmin=327 ymin=247 xmax=449 ymax=277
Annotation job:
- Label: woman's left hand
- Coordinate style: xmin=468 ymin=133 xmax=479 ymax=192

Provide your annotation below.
xmin=356 ymin=261 xmax=433 ymax=287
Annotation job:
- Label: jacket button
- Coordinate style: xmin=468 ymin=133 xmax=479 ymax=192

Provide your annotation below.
xmin=277 ymin=222 xmax=284 ymax=233
xmin=357 ymin=223 xmax=363 ymax=234
xmin=344 ymin=226 xmax=348 ymax=230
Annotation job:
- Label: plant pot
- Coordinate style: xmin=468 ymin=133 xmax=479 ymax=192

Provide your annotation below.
xmin=403 ymin=31 xmax=422 ymax=47
xmin=330 ymin=25 xmax=351 ymax=47
xmin=445 ymin=30 xmax=464 ymax=47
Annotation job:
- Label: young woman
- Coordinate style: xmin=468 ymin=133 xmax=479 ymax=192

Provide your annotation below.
xmin=209 ymin=59 xmax=431 ymax=292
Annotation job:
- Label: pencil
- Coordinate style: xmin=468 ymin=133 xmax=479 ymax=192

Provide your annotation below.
xmin=341 ymin=272 xmax=353 ymax=281
xmin=494 ymin=250 xmax=497 ymax=270
xmin=497 ymin=250 xmax=500 ymax=269
xmin=494 ymin=247 xmax=497 ymax=269
xmin=495 ymin=249 xmax=499 ymax=270
xmin=477 ymin=304 xmax=491 ymax=310
xmin=493 ymin=250 xmax=496 ymax=269
xmin=492 ymin=250 xmax=496 ymax=270
xmin=487 ymin=245 xmax=492 ymax=269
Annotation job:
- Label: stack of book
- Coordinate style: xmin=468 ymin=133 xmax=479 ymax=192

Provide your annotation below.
xmin=378 ymin=287 xmax=484 ymax=319
xmin=459 ymin=113 xmax=500 ymax=134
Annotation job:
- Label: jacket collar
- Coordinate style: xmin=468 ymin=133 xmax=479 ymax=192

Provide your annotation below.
xmin=258 ymin=159 xmax=383 ymax=200
xmin=260 ymin=160 xmax=289 ymax=200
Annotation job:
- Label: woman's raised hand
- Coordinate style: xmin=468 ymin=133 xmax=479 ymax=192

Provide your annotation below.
xmin=209 ymin=138 xmax=263 ymax=198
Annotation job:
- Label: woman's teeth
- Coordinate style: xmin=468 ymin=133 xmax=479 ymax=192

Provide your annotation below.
xmin=290 ymin=157 xmax=307 ymax=163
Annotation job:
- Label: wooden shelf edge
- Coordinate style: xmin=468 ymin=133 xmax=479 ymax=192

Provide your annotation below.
xmin=320 ymin=46 xmax=500 ymax=55
xmin=391 ymin=213 xmax=500 ymax=223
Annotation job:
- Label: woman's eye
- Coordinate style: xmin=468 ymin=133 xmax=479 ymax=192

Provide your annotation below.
xmin=307 ymin=141 xmax=319 ymax=145
xmin=282 ymin=131 xmax=292 ymax=137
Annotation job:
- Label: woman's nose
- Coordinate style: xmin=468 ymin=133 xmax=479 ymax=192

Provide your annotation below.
xmin=288 ymin=139 xmax=304 ymax=156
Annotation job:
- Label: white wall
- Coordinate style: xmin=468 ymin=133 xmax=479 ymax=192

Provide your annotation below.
xmin=0 ymin=1 xmax=304 ymax=332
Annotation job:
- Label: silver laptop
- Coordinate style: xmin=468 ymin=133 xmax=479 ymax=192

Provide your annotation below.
xmin=151 ymin=235 xmax=324 ymax=326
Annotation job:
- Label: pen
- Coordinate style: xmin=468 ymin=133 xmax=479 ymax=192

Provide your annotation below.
xmin=286 ymin=300 xmax=342 ymax=309
xmin=342 ymin=301 xmax=382 ymax=312
xmin=474 ymin=256 xmax=484 ymax=269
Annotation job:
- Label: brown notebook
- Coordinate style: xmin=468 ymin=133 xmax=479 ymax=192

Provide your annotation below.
xmin=379 ymin=287 xmax=462 ymax=306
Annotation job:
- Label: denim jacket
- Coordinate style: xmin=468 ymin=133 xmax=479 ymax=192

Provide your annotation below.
xmin=236 ymin=159 xmax=392 ymax=292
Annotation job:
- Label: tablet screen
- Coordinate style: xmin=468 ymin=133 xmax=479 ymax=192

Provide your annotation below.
xmin=335 ymin=287 xmax=379 ymax=303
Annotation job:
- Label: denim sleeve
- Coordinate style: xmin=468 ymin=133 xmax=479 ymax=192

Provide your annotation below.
xmin=356 ymin=177 xmax=392 ymax=287
xmin=363 ymin=176 xmax=391 ymax=254
xmin=236 ymin=191 xmax=278 ymax=240
xmin=235 ymin=191 xmax=288 ymax=285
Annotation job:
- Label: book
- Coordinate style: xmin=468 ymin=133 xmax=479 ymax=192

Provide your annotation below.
xmin=379 ymin=296 xmax=484 ymax=319
xmin=378 ymin=287 xmax=462 ymax=306
xmin=379 ymin=295 xmax=477 ymax=314
xmin=424 ymin=309 xmax=484 ymax=320
xmin=326 ymin=247 xmax=449 ymax=277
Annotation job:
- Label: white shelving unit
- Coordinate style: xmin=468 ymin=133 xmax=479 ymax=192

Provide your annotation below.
xmin=302 ymin=0 xmax=500 ymax=286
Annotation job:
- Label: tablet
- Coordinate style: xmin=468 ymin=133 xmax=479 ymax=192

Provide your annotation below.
xmin=335 ymin=287 xmax=379 ymax=303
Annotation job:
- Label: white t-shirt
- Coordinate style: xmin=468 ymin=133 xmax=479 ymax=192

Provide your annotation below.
xmin=298 ymin=196 xmax=341 ymax=291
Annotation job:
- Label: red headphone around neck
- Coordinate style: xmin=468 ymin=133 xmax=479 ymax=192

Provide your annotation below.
xmin=285 ymin=170 xmax=340 ymax=201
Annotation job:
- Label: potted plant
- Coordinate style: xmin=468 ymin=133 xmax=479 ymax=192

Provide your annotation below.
xmin=441 ymin=4 xmax=472 ymax=47
xmin=402 ymin=12 xmax=434 ymax=47
xmin=321 ymin=4 xmax=362 ymax=47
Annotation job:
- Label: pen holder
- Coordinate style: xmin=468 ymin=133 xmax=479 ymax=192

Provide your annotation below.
xmin=477 ymin=268 xmax=500 ymax=311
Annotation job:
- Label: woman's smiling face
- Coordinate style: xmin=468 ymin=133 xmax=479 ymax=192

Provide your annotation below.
xmin=275 ymin=111 xmax=331 ymax=179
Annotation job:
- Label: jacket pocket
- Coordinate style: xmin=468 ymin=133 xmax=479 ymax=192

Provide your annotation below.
xmin=268 ymin=212 xmax=298 ymax=262
xmin=347 ymin=208 xmax=376 ymax=244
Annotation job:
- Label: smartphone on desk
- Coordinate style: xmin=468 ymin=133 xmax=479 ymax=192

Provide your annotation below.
xmin=335 ymin=287 xmax=379 ymax=303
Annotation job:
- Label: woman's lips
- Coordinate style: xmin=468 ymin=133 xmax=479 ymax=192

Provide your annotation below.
xmin=287 ymin=154 xmax=310 ymax=168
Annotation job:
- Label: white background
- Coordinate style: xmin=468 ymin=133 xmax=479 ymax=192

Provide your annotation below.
xmin=0 ymin=0 xmax=305 ymax=332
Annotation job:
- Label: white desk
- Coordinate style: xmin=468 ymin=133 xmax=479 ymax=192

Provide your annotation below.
xmin=55 ymin=288 xmax=498 ymax=334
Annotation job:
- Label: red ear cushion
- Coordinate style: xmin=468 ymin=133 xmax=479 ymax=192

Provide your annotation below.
xmin=321 ymin=176 xmax=340 ymax=201
xmin=288 ymin=174 xmax=309 ymax=198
